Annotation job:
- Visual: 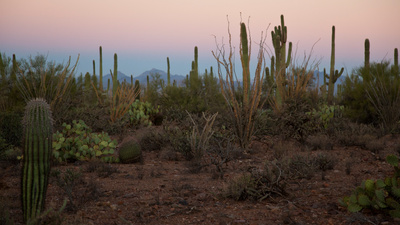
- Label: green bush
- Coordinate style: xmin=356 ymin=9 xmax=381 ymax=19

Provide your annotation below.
xmin=52 ymin=120 xmax=118 ymax=163
xmin=0 ymin=110 xmax=23 ymax=147
xmin=340 ymin=155 xmax=400 ymax=218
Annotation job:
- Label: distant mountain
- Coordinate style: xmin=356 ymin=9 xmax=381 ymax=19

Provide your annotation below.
xmin=101 ymin=68 xmax=185 ymax=89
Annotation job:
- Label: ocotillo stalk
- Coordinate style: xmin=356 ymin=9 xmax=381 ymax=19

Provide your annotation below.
xmin=99 ymin=46 xmax=103 ymax=92
xmin=364 ymin=39 xmax=370 ymax=81
xmin=22 ymin=98 xmax=53 ymax=223
xmin=327 ymin=26 xmax=344 ymax=104
xmin=167 ymin=57 xmax=171 ymax=86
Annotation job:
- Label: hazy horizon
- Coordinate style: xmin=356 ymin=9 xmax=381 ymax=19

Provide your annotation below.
xmin=1 ymin=0 xmax=399 ymax=76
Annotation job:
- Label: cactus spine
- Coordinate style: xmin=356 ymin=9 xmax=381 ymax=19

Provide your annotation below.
xmin=326 ymin=26 xmax=344 ymax=104
xmin=271 ymin=15 xmax=292 ymax=107
xmin=22 ymin=98 xmax=53 ymax=223
xmin=167 ymin=57 xmax=171 ymax=86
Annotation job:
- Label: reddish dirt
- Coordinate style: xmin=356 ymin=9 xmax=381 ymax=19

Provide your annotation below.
xmin=1 ymin=134 xmax=400 ymax=225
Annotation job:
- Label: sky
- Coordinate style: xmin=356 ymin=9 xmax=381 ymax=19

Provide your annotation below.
xmin=1 ymin=0 xmax=400 ymax=77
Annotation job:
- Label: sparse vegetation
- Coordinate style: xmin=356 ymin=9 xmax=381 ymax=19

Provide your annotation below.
xmin=0 ymin=14 xmax=399 ymax=224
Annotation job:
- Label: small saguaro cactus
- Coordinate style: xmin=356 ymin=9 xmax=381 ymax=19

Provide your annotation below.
xmin=326 ymin=26 xmax=344 ymax=105
xmin=21 ymin=98 xmax=53 ymax=223
xmin=99 ymin=46 xmax=103 ymax=92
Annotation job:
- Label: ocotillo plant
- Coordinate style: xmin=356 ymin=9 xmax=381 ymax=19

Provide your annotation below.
xmin=271 ymin=15 xmax=292 ymax=109
xmin=212 ymin=21 xmax=266 ymax=149
xmin=167 ymin=57 xmax=171 ymax=86
xmin=21 ymin=98 xmax=53 ymax=223
xmin=326 ymin=26 xmax=344 ymax=104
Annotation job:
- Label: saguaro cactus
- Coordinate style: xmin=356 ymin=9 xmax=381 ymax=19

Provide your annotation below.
xmin=240 ymin=22 xmax=251 ymax=105
xmin=112 ymin=53 xmax=118 ymax=98
xmin=271 ymin=15 xmax=292 ymax=107
xmin=99 ymin=46 xmax=103 ymax=92
xmin=167 ymin=57 xmax=171 ymax=86
xmin=364 ymin=39 xmax=370 ymax=81
xmin=22 ymin=98 xmax=53 ymax=223
xmin=326 ymin=26 xmax=344 ymax=104
xmin=393 ymin=48 xmax=399 ymax=75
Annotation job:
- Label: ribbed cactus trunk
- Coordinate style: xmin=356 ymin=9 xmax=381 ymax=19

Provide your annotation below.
xmin=326 ymin=26 xmax=344 ymax=105
xmin=240 ymin=22 xmax=251 ymax=107
xmin=112 ymin=53 xmax=118 ymax=98
xmin=271 ymin=15 xmax=292 ymax=108
xmin=364 ymin=39 xmax=370 ymax=82
xmin=22 ymin=98 xmax=53 ymax=223
xmin=167 ymin=57 xmax=171 ymax=86
xmin=99 ymin=46 xmax=103 ymax=92
xmin=394 ymin=48 xmax=399 ymax=75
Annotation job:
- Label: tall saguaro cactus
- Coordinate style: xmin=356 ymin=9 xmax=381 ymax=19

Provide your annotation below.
xmin=112 ymin=53 xmax=118 ymax=98
xmin=326 ymin=26 xmax=344 ymax=104
xmin=240 ymin=22 xmax=251 ymax=106
xmin=364 ymin=39 xmax=370 ymax=81
xmin=99 ymin=46 xmax=103 ymax=92
xmin=167 ymin=57 xmax=171 ymax=86
xmin=393 ymin=48 xmax=399 ymax=75
xmin=271 ymin=14 xmax=292 ymax=108
xmin=22 ymin=98 xmax=53 ymax=223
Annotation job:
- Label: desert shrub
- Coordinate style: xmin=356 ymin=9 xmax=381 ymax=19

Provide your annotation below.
xmin=365 ymin=138 xmax=385 ymax=154
xmin=164 ymin=124 xmax=192 ymax=160
xmin=287 ymin=154 xmax=316 ymax=179
xmin=334 ymin=121 xmax=379 ymax=147
xmin=341 ymin=60 xmax=399 ymax=128
xmin=85 ymin=160 xmax=119 ymax=178
xmin=52 ymin=120 xmax=119 ymax=163
xmin=340 ymin=155 xmax=400 ymax=218
xmin=51 ymin=168 xmax=100 ymax=212
xmin=312 ymin=152 xmax=337 ymax=172
xmin=274 ymin=98 xmax=319 ymax=143
xmin=0 ymin=110 xmax=23 ymax=147
xmin=306 ymin=134 xmax=334 ymax=150
xmin=224 ymin=160 xmax=288 ymax=201
xmin=138 ymin=128 xmax=169 ymax=151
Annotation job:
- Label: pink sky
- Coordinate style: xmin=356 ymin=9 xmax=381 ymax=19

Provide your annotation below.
xmin=1 ymin=0 xmax=399 ymax=76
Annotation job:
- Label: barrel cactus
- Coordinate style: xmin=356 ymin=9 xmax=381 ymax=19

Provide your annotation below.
xmin=118 ymin=139 xmax=142 ymax=163
xmin=21 ymin=98 xmax=53 ymax=223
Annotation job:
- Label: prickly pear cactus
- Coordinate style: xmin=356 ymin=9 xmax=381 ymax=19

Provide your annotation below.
xmin=118 ymin=139 xmax=142 ymax=163
xmin=21 ymin=98 xmax=53 ymax=223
